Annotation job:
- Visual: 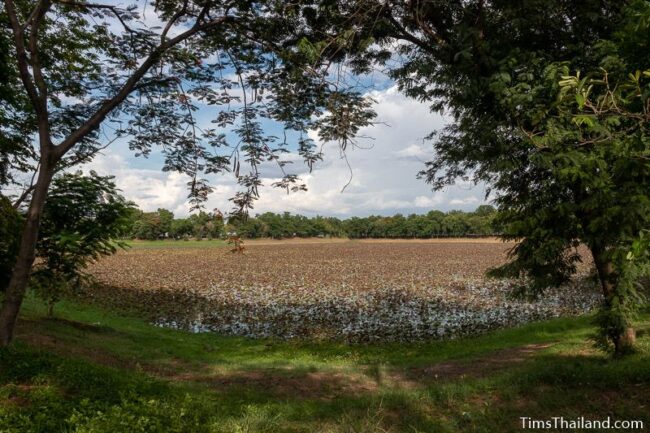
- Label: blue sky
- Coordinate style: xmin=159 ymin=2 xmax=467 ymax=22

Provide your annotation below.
xmin=77 ymin=2 xmax=490 ymax=218
xmin=85 ymin=84 xmax=489 ymax=218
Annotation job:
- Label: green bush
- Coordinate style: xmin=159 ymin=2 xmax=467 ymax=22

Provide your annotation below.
xmin=30 ymin=172 xmax=134 ymax=315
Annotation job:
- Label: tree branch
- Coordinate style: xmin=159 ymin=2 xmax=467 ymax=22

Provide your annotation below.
xmin=4 ymin=0 xmax=54 ymax=154
xmin=385 ymin=10 xmax=437 ymax=55
xmin=160 ymin=0 xmax=188 ymax=42
xmin=54 ymin=13 xmax=233 ymax=159
xmin=53 ymin=0 xmax=136 ymax=33
xmin=12 ymin=162 xmax=39 ymax=210
xmin=28 ymin=0 xmax=52 ymax=115
xmin=3 ymin=0 xmax=44 ymax=118
xmin=408 ymin=0 xmax=446 ymax=46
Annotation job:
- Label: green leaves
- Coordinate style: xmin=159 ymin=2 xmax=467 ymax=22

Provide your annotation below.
xmin=570 ymin=114 xmax=595 ymax=128
xmin=369 ymin=0 xmax=649 ymax=353
xmin=30 ymin=172 xmax=135 ymax=313
xmin=3 ymin=0 xmax=380 ymax=219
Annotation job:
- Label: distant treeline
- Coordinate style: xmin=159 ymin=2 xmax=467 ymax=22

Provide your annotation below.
xmin=125 ymin=205 xmax=500 ymax=240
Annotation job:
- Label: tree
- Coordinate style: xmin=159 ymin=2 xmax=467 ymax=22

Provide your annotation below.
xmin=474 ymin=205 xmax=496 ymax=217
xmin=220 ymin=208 xmax=496 ymax=239
xmin=30 ymin=171 xmax=134 ymax=316
xmin=496 ymin=59 xmax=650 ymax=353
xmin=169 ymin=218 xmax=194 ymax=239
xmin=157 ymin=208 xmax=174 ymax=238
xmin=356 ymin=0 xmax=648 ymax=354
xmin=132 ymin=212 xmax=163 ymax=240
xmin=0 ymin=0 xmax=376 ymax=345
xmin=187 ymin=210 xmax=223 ymax=239
xmin=120 ymin=206 xmax=142 ymax=239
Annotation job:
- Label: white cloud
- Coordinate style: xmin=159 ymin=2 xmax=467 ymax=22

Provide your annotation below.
xmin=413 ymin=194 xmax=445 ymax=208
xmin=396 ymin=144 xmax=431 ymax=159
xmin=450 ymin=197 xmax=480 ymax=206
xmin=83 ymin=153 xmax=189 ymax=210
xmin=85 ymin=85 xmax=489 ymax=217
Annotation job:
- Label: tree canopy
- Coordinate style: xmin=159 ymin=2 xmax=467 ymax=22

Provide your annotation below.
xmin=0 ymin=0 xmax=377 ymax=345
xmin=351 ymin=0 xmax=650 ymax=354
xmin=2 ymin=0 xmax=377 ymax=210
xmin=123 ymin=205 xmax=498 ymax=240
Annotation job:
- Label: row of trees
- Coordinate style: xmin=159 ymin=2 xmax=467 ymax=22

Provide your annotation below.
xmin=341 ymin=207 xmax=497 ymax=239
xmin=126 ymin=205 xmax=499 ymax=240
xmin=129 ymin=209 xmax=224 ymax=240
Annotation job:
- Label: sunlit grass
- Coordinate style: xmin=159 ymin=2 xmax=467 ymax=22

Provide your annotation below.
xmin=125 ymin=239 xmax=228 ymax=249
xmin=1 ymin=296 xmax=648 ymax=432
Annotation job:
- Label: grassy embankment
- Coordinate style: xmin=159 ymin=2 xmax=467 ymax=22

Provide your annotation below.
xmin=125 ymin=239 xmax=228 ymax=249
xmin=1 ymin=295 xmax=649 ymax=432
xmin=124 ymin=237 xmax=508 ymax=250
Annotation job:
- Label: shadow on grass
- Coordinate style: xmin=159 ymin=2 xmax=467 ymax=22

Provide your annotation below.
xmin=3 ymin=341 xmax=649 ymax=433
xmin=4 ymin=297 xmax=649 ymax=432
xmin=0 ymin=342 xmax=449 ymax=432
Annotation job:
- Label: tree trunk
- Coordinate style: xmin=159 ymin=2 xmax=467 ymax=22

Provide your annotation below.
xmin=591 ymin=246 xmax=636 ymax=354
xmin=0 ymin=165 xmax=54 ymax=346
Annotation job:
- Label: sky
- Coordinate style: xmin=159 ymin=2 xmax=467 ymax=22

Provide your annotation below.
xmin=72 ymin=2 xmax=490 ymax=219
xmin=84 ymin=84 xmax=489 ymax=218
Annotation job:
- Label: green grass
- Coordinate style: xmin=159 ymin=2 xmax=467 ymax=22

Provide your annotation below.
xmin=125 ymin=239 xmax=228 ymax=249
xmin=2 ymin=296 xmax=649 ymax=432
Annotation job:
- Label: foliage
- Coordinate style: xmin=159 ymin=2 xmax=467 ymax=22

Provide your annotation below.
xmin=487 ymin=20 xmax=650 ymax=352
xmin=560 ymin=61 xmax=650 ymax=353
xmin=126 ymin=205 xmax=498 ymax=240
xmin=30 ymin=172 xmax=135 ymax=314
xmin=1 ymin=0 xmax=377 ymax=212
xmin=341 ymin=207 xmax=497 ymax=239
xmin=131 ymin=212 xmax=164 ymax=240
xmin=352 ymin=0 xmax=650 ymax=353
xmin=0 ymin=195 xmax=22 ymax=293
xmin=130 ymin=209 xmax=225 ymax=240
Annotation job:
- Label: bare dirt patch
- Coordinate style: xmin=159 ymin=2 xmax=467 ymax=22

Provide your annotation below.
xmin=88 ymin=240 xmax=516 ymax=293
xmin=389 ymin=343 xmax=554 ymax=386
xmin=179 ymin=370 xmax=378 ymax=400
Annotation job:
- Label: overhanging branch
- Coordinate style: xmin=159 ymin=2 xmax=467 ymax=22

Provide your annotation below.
xmin=53 ymin=0 xmax=137 ymax=34
xmin=54 ymin=13 xmax=233 ymax=159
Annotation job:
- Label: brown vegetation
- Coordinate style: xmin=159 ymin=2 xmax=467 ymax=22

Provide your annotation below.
xmin=80 ymin=240 xmax=598 ymax=341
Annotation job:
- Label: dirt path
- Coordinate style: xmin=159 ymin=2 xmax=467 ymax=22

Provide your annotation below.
xmin=397 ymin=343 xmax=554 ymax=385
